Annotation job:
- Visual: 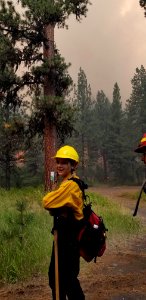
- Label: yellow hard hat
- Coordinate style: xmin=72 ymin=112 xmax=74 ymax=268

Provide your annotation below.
xmin=135 ymin=133 xmax=146 ymax=153
xmin=54 ymin=145 xmax=79 ymax=163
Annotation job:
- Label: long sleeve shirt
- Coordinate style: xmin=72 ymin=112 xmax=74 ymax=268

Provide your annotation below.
xmin=43 ymin=177 xmax=84 ymax=220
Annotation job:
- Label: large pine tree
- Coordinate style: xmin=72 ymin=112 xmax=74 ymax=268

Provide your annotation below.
xmin=0 ymin=0 xmax=90 ymax=189
xmin=108 ymin=83 xmax=124 ymax=182
xmin=91 ymin=90 xmax=111 ymax=181
xmin=66 ymin=68 xmax=93 ymax=180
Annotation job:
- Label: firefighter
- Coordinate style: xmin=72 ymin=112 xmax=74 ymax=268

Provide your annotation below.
xmin=135 ymin=133 xmax=146 ymax=164
xmin=43 ymin=145 xmax=85 ymax=300
xmin=133 ymin=133 xmax=146 ymax=216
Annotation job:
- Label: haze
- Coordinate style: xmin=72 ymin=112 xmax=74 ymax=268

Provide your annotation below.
xmin=11 ymin=0 xmax=146 ymax=104
xmin=55 ymin=0 xmax=146 ymax=104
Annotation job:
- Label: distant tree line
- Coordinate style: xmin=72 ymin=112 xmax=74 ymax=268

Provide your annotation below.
xmin=66 ymin=66 xmax=146 ymax=185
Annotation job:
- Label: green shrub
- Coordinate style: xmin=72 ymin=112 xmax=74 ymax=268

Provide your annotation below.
xmin=0 ymin=187 xmax=52 ymax=282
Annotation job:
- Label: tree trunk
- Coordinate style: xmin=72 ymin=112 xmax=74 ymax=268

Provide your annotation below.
xmin=5 ymin=108 xmax=11 ymax=190
xmin=5 ymin=148 xmax=11 ymax=190
xmin=43 ymin=24 xmax=57 ymax=191
xmin=102 ymin=150 xmax=108 ymax=181
xmin=44 ymin=120 xmax=57 ymax=191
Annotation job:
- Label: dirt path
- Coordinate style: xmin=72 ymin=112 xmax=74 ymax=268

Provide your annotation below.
xmin=0 ymin=185 xmax=146 ymax=300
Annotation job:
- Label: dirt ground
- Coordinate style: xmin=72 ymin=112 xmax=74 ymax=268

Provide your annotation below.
xmin=0 ymin=185 xmax=146 ymax=300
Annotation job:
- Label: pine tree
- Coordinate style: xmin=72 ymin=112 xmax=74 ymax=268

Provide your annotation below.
xmin=0 ymin=107 xmax=25 ymax=189
xmin=129 ymin=66 xmax=146 ymax=135
xmin=108 ymin=83 xmax=124 ymax=182
xmin=67 ymin=68 xmax=93 ymax=180
xmin=0 ymin=0 xmax=90 ymax=189
xmin=124 ymin=65 xmax=146 ymax=183
xmin=0 ymin=30 xmax=26 ymax=190
xmin=91 ymin=90 xmax=111 ymax=181
xmin=139 ymin=0 xmax=146 ymax=17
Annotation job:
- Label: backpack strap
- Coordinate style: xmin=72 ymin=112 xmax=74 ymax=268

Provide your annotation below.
xmin=68 ymin=177 xmax=88 ymax=202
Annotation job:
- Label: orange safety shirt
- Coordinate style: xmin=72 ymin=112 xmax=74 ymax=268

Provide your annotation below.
xmin=43 ymin=176 xmax=84 ymax=220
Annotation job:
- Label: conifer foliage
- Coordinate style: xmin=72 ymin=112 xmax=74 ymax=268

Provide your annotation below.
xmin=67 ymin=67 xmax=146 ymax=185
xmin=0 ymin=0 xmax=90 ymax=188
xmin=139 ymin=0 xmax=146 ymax=16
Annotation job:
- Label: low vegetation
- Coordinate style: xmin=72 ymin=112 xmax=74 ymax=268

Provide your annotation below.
xmin=0 ymin=187 xmax=142 ymax=283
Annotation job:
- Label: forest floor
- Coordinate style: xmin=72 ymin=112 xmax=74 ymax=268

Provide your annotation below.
xmin=0 ymin=185 xmax=146 ymax=300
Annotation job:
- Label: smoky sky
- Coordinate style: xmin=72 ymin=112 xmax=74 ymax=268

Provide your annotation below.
xmin=55 ymin=0 xmax=146 ymax=105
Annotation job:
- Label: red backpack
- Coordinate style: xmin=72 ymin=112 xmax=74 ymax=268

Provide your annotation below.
xmin=69 ymin=178 xmax=107 ymax=262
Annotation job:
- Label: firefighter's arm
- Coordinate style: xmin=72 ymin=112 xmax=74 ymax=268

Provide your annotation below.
xmin=42 ymin=180 xmax=83 ymax=219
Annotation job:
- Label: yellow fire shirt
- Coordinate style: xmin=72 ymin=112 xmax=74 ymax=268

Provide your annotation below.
xmin=43 ymin=177 xmax=84 ymax=220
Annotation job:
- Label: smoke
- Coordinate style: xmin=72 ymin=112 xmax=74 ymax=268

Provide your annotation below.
xmin=10 ymin=0 xmax=146 ymax=104
xmin=55 ymin=0 xmax=146 ymax=104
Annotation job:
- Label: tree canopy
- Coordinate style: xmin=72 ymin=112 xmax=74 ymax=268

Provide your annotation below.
xmin=139 ymin=0 xmax=146 ymax=16
xmin=0 ymin=0 xmax=90 ymax=188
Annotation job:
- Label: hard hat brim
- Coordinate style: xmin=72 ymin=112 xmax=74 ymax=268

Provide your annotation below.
xmin=53 ymin=154 xmax=79 ymax=162
xmin=135 ymin=145 xmax=146 ymax=153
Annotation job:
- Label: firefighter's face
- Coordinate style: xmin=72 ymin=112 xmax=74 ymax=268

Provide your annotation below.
xmin=56 ymin=158 xmax=72 ymax=178
xmin=141 ymin=153 xmax=146 ymax=164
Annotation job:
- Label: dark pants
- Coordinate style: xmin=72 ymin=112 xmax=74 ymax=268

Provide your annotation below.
xmin=49 ymin=216 xmax=85 ymax=300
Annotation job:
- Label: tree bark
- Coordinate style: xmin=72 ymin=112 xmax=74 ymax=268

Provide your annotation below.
xmin=102 ymin=150 xmax=108 ymax=181
xmin=43 ymin=24 xmax=57 ymax=191
xmin=5 ymin=148 xmax=11 ymax=190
